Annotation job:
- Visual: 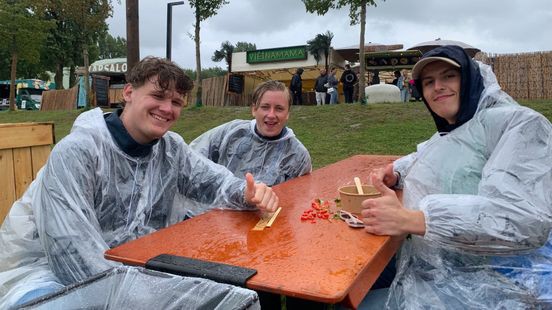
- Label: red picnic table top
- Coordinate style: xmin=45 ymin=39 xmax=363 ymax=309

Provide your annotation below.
xmin=105 ymin=155 xmax=403 ymax=309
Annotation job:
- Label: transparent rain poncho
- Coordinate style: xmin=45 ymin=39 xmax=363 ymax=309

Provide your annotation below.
xmin=190 ymin=119 xmax=312 ymax=186
xmin=20 ymin=266 xmax=259 ymax=310
xmin=0 ymin=108 xmax=257 ymax=308
xmin=388 ymin=51 xmax=552 ymax=308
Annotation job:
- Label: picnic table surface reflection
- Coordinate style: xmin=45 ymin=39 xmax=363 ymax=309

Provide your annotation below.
xmin=104 ymin=155 xmax=403 ymax=308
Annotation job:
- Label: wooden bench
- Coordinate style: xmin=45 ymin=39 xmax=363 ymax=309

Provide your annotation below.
xmin=0 ymin=122 xmax=55 ymax=224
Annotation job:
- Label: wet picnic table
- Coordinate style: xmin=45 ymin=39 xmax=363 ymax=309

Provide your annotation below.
xmin=105 ymin=155 xmax=403 ymax=309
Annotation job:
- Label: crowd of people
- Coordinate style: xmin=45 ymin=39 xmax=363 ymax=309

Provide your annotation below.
xmin=1 ymin=44 xmax=551 ymax=309
xmin=292 ymin=65 xmax=424 ymax=105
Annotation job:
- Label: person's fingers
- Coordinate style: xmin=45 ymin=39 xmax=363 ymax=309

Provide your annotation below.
xmin=258 ymin=186 xmax=273 ymax=209
xmin=245 ymin=172 xmax=259 ymax=205
xmin=360 ymin=207 xmax=372 ymax=219
xmin=245 ymin=172 xmax=255 ymax=193
xmin=265 ymin=194 xmax=279 ymax=213
xmin=363 ymin=223 xmax=381 ymax=235
xmin=370 ymin=173 xmax=396 ymax=197
xmin=369 ymin=168 xmax=384 ymax=184
xmin=363 ymin=216 xmax=378 ymax=227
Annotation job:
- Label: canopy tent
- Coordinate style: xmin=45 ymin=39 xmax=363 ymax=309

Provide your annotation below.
xmin=407 ymin=39 xmax=481 ymax=57
xmin=333 ymin=43 xmax=404 ymax=63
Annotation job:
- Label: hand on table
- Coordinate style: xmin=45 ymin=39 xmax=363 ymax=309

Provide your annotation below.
xmin=360 ymin=173 xmax=426 ymax=236
xmin=245 ymin=173 xmax=279 ymax=213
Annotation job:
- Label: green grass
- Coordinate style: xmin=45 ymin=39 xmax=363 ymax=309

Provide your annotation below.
xmin=1 ymin=100 xmax=551 ymax=169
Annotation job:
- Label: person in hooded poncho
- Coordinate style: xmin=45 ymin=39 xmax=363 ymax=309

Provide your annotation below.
xmin=360 ymin=45 xmax=552 ymax=309
xmin=0 ymin=57 xmax=279 ymax=308
xmin=190 ymin=80 xmax=312 ymax=187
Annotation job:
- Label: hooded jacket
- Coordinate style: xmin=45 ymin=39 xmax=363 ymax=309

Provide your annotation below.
xmin=389 ymin=46 xmax=552 ymax=308
xmin=190 ymin=119 xmax=312 ymax=187
xmin=0 ymin=108 xmax=255 ymax=308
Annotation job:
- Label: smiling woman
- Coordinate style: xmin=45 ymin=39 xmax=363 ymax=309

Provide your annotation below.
xmin=189 ymin=80 xmax=312 ymax=188
xmin=251 ymin=80 xmax=290 ymax=137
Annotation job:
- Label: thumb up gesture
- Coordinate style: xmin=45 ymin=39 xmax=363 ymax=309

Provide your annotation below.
xmin=361 ymin=171 xmax=425 ymax=236
xmin=244 ymin=173 xmax=279 ymax=213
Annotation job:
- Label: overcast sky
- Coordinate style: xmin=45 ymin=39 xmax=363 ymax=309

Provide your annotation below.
xmin=106 ymin=0 xmax=552 ymax=70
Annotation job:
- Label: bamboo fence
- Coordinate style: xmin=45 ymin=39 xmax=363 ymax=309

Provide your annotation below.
xmin=475 ymin=51 xmax=552 ymax=100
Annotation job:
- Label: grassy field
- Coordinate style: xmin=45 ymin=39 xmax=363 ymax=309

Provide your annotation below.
xmin=1 ymin=100 xmax=551 ymax=169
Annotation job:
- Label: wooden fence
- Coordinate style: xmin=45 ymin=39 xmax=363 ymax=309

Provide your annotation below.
xmin=41 ymin=85 xmax=78 ymax=110
xmin=475 ymin=51 xmax=552 ymax=100
xmin=194 ymin=74 xmax=262 ymax=107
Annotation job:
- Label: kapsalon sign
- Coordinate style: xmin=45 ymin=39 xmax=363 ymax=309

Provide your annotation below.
xmin=89 ymin=59 xmax=127 ymax=73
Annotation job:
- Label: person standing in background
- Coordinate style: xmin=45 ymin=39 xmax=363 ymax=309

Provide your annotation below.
xmin=327 ymin=67 xmax=339 ymax=104
xmin=340 ymin=64 xmax=358 ymax=103
xmin=393 ymin=70 xmax=407 ymax=102
xmin=371 ymin=70 xmax=380 ymax=85
xmin=400 ymin=70 xmax=409 ymax=102
xmin=409 ymin=78 xmax=421 ymax=101
xmin=314 ymin=68 xmax=328 ymax=106
xmin=290 ymin=68 xmax=303 ymax=105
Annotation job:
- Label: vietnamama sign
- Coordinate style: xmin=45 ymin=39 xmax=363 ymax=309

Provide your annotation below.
xmin=246 ymin=46 xmax=307 ymax=64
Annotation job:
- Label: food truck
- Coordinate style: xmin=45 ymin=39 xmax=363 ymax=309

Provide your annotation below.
xmin=0 ymin=79 xmax=55 ymax=110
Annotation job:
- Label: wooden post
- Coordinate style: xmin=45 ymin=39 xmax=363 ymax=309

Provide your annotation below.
xmin=126 ymin=0 xmax=140 ymax=72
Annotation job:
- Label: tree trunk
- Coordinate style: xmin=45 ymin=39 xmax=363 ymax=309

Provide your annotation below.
xmin=358 ymin=1 xmax=367 ymax=104
xmin=194 ymin=7 xmax=202 ymax=107
xmin=126 ymin=0 xmax=140 ymax=71
xmin=55 ymin=62 xmax=64 ymax=89
xmin=69 ymin=66 xmax=76 ymax=88
xmin=9 ymin=52 xmax=17 ymax=111
xmin=83 ymin=47 xmax=92 ymax=109
xmin=324 ymin=49 xmax=329 ymax=72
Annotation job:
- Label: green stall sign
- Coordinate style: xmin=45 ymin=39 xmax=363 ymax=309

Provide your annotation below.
xmin=247 ymin=46 xmax=307 ymax=64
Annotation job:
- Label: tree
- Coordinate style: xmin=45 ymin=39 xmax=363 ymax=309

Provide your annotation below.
xmin=42 ymin=1 xmax=86 ymax=90
xmin=212 ymin=41 xmax=256 ymax=72
xmin=234 ymin=41 xmax=256 ymax=53
xmin=62 ymin=0 xmax=113 ymax=108
xmin=184 ymin=67 xmax=227 ymax=81
xmin=0 ymin=0 xmax=53 ymax=110
xmin=302 ymin=0 xmax=380 ymax=104
xmin=188 ymin=0 xmax=228 ymax=107
xmin=307 ymin=31 xmax=334 ymax=72
xmin=212 ymin=41 xmax=234 ymax=72
xmin=98 ymin=33 xmax=127 ymax=59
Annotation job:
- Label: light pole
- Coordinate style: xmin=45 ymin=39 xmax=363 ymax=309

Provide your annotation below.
xmin=166 ymin=1 xmax=185 ymax=60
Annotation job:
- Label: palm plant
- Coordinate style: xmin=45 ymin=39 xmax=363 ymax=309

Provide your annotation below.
xmin=212 ymin=41 xmax=256 ymax=73
xmin=307 ymin=31 xmax=334 ymax=71
xmin=212 ymin=41 xmax=234 ymax=72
